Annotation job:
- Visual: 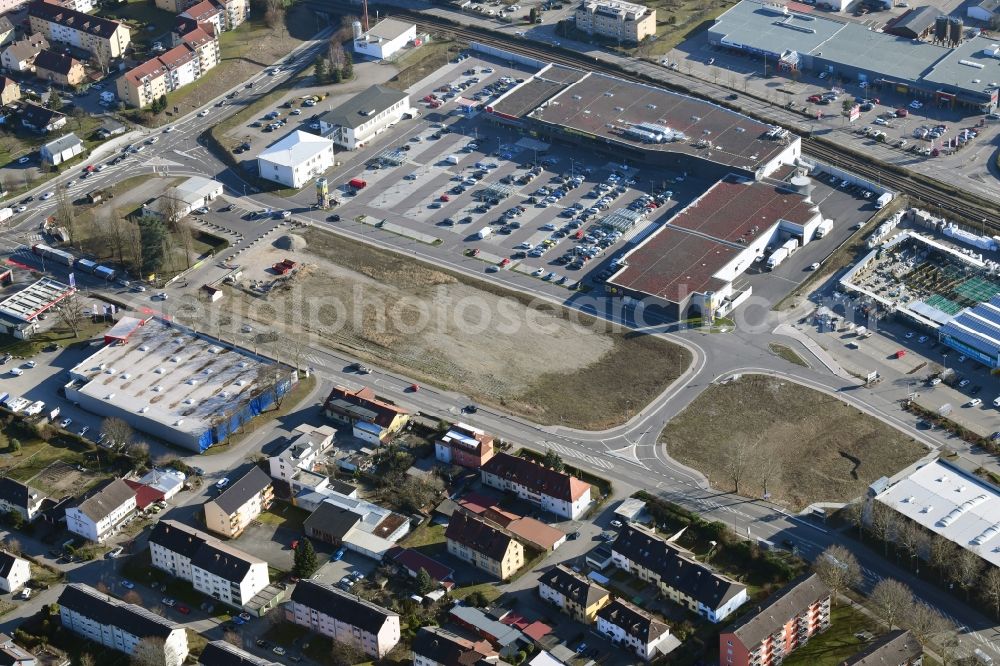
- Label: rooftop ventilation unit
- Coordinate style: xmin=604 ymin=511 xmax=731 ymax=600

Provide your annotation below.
xmin=139 ymin=345 xmax=148 ymax=352
xmin=184 ymin=398 xmax=194 ymax=405
xmin=155 ymin=367 xmax=166 ymax=374
xmin=105 ymin=393 xmax=115 ymax=400
xmin=170 ymin=356 xmax=180 ymax=362
xmin=139 ymin=406 xmax=148 ymax=413
xmin=105 ymin=368 xmax=116 ymax=374
xmin=175 ymin=419 xmax=184 ymax=426
xmin=187 ymin=379 xmax=198 ymax=386
xmin=121 ymin=373 xmax=130 ymax=380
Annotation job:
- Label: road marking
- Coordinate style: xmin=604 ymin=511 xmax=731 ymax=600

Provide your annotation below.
xmin=539 ymin=440 xmax=613 ymax=470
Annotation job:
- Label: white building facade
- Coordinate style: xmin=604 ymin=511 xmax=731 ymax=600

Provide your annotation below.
xmin=58 ymin=584 xmax=189 ymax=666
xmin=318 ymin=85 xmax=411 ymax=150
xmin=0 ymin=552 xmax=30 ymax=593
xmin=65 ymin=479 xmax=136 ymax=543
xmin=257 ymin=131 xmax=334 ymax=189
xmin=353 ymin=18 xmax=416 ymax=60
xmin=287 ymin=581 xmax=400 ymax=659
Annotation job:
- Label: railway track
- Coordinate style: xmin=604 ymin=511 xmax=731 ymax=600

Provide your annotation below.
xmin=335 ymin=3 xmax=1000 ymax=230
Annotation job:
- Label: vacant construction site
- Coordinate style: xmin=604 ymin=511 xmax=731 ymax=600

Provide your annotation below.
xmin=661 ymin=374 xmax=927 ymax=509
xmin=214 ymin=228 xmax=690 ymax=429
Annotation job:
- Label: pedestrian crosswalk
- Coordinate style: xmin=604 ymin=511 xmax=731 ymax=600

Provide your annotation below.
xmin=539 ymin=440 xmax=614 ymax=470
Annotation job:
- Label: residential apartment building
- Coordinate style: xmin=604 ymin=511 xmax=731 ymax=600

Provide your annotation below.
xmin=0 ymin=551 xmax=30 ymax=593
xmin=149 ymin=520 xmax=269 ymax=609
xmin=596 ymin=599 xmax=673 ymax=662
xmin=719 ymin=573 xmax=832 ymax=666
xmin=0 ymin=633 xmax=52 ymax=666
xmin=445 ymin=510 xmax=525 ymax=580
xmin=842 ymin=630 xmax=923 ymax=666
xmin=324 ymin=385 xmax=410 ymax=444
xmin=48 ymin=0 xmax=96 ymax=13
xmin=58 ymin=583 xmax=189 ymax=666
xmin=286 ymin=580 xmax=401 ymax=659
xmin=65 ymin=478 xmax=136 ymax=543
xmin=268 ymin=423 xmax=336 ymax=483
xmin=21 ymin=102 xmax=66 ymax=134
xmin=199 ymin=641 xmax=281 ymax=665
xmin=1 ymin=34 xmax=49 ymax=72
xmin=480 ymin=452 xmax=592 ymax=520
xmin=318 ymin=84 xmax=411 ymax=150
xmin=435 ymin=422 xmax=495 ymax=469
xmin=203 ymin=467 xmax=273 ymax=538
xmin=117 ymin=23 xmax=218 ymax=108
xmin=0 ymin=477 xmax=44 ymax=522
xmin=178 ymin=0 xmax=224 ymax=35
xmin=412 ymin=626 xmax=499 ymax=666
xmin=574 ymin=0 xmax=656 ymax=43
xmin=33 ymin=49 xmax=85 ymax=86
xmin=612 ymin=524 xmax=747 ymax=623
xmin=155 ymin=0 xmax=247 ymax=28
xmin=538 ymin=564 xmax=610 ymax=623
xmin=27 ymin=1 xmax=131 ymax=62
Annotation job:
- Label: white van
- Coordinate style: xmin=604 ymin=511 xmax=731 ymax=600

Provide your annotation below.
xmin=477 ymin=227 xmax=493 ymax=239
xmin=993 ymin=396 xmax=1000 ymax=408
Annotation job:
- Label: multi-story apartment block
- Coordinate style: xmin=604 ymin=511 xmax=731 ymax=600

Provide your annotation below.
xmin=435 ymin=422 xmax=495 ymax=469
xmin=842 ymin=630 xmax=923 ymax=666
xmin=65 ymin=478 xmax=136 ymax=543
xmin=411 ymin=626 xmax=499 ymax=666
xmin=203 ymin=467 xmax=273 ymax=538
xmin=149 ymin=520 xmax=269 ymax=609
xmin=445 ymin=510 xmax=525 ymax=580
xmin=199 ymin=641 xmax=281 ymax=666
xmin=574 ymin=0 xmax=656 ymax=43
xmin=719 ymin=573 xmax=831 ymax=666
xmin=58 ymin=584 xmax=188 ymax=666
xmin=177 ymin=0 xmax=224 ymax=35
xmin=612 ymin=524 xmax=747 ymax=623
xmin=481 ymin=452 xmax=592 ymax=519
xmin=538 ymin=564 xmax=611 ymax=623
xmin=596 ymin=599 xmax=672 ymax=662
xmin=0 ymin=478 xmax=44 ymax=522
xmin=27 ymin=1 xmax=131 ymax=62
xmin=155 ymin=0 xmax=247 ymax=28
xmin=286 ymin=580 xmax=401 ymax=659
xmin=117 ymin=23 xmax=218 ymax=108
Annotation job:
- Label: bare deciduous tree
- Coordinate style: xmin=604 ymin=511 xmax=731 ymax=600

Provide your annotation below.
xmin=929 ymin=535 xmax=959 ymax=572
xmin=903 ymin=601 xmax=953 ymax=646
xmin=870 ymin=579 xmax=912 ymax=630
xmin=981 ymin=567 xmax=1000 ymax=620
xmin=813 ymin=545 xmax=862 ymax=606
xmin=57 ymin=291 xmax=86 ymax=338
xmin=724 ymin=434 xmax=758 ymax=495
xmin=869 ymin=502 xmax=897 ymax=556
xmin=844 ymin=498 xmax=865 ymax=538
xmin=955 ymin=549 xmax=984 ymax=600
xmin=102 ymin=417 xmax=133 ymax=449
xmin=223 ymin=630 xmax=241 ymax=647
xmin=895 ymin=520 xmax=927 ymax=570
xmin=131 ymin=636 xmax=169 ymax=666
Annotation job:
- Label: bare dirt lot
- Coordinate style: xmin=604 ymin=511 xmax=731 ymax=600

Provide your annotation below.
xmin=219 ymin=228 xmax=690 ymax=429
xmin=661 ymin=374 xmax=927 ymax=509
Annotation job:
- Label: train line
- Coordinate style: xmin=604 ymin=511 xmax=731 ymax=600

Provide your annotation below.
xmin=337 ymin=3 xmax=1000 ymax=230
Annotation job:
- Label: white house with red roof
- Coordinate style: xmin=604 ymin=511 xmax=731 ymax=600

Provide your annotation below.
xmin=481 ymin=453 xmax=592 ymax=519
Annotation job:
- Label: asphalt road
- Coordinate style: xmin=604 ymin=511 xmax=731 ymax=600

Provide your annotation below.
xmin=0 ymin=13 xmax=996 ymax=664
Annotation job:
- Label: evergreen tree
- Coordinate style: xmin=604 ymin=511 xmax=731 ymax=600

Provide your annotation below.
xmin=341 ymin=50 xmax=353 ymax=80
xmin=314 ymin=56 xmax=328 ymax=83
xmin=8 ymin=438 xmax=19 ymax=453
xmin=416 ymin=567 xmax=433 ymax=593
xmin=293 ymin=537 xmax=318 ymax=578
xmin=137 ymin=216 xmax=167 ymax=275
xmin=543 ymin=448 xmax=565 ymax=472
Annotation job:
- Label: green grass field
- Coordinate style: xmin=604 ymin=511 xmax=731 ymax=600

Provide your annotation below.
xmin=784 ymin=605 xmax=881 ymax=666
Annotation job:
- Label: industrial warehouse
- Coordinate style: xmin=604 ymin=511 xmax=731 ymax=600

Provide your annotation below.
xmin=487 ymin=64 xmax=801 ymax=179
xmin=606 ymin=177 xmax=823 ymax=317
xmin=708 ymin=0 xmax=1000 ymax=113
xmin=64 ymin=318 xmax=297 ymax=452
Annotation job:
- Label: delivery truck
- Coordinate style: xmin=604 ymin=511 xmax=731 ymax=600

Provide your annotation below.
xmin=0 ymin=208 xmax=12 ymax=224
xmin=766 ymin=247 xmax=789 ymax=270
xmin=781 ymin=238 xmax=800 ymax=255
xmin=814 ymin=219 xmax=833 ymax=239
xmin=445 ymin=155 xmax=459 ymax=165
xmin=875 ymin=192 xmax=893 ymax=209
xmin=477 ymin=227 xmax=493 ymax=239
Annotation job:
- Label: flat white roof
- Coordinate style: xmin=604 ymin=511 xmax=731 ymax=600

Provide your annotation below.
xmin=364 ymin=18 xmax=414 ymax=41
xmin=874 ymin=459 xmax=1000 ymax=568
xmin=258 ymin=130 xmax=332 ymax=168
xmin=174 ymin=176 xmax=222 ymax=200
xmin=68 ymin=319 xmax=287 ymax=438
xmin=0 ymin=277 xmax=75 ymax=322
